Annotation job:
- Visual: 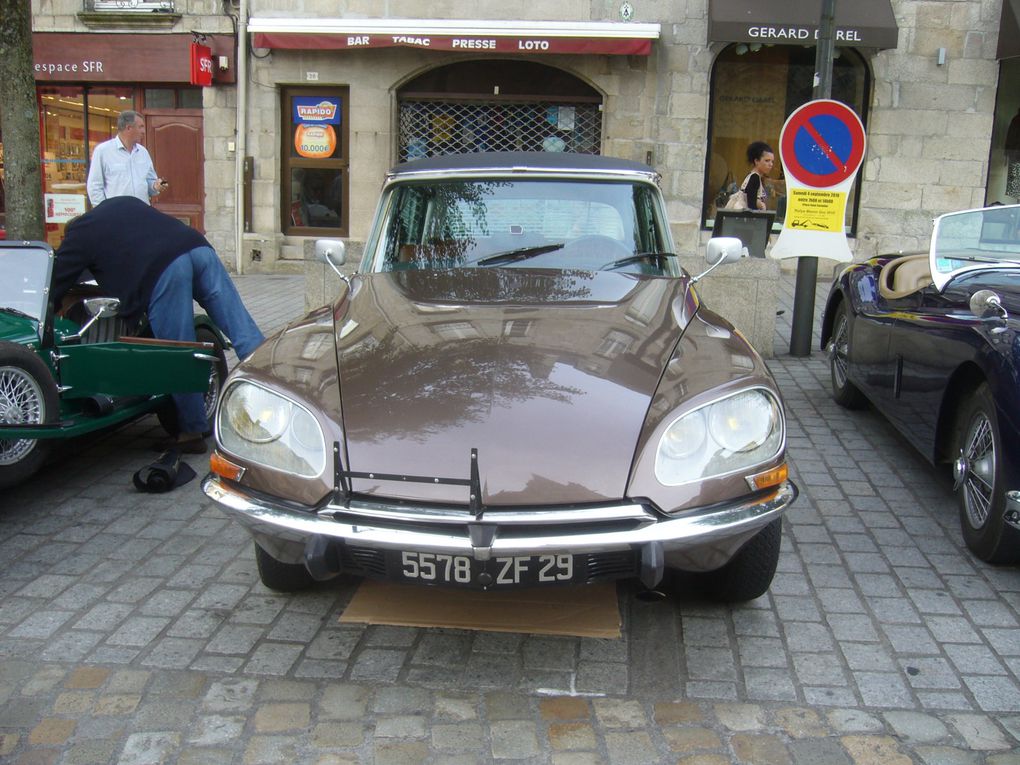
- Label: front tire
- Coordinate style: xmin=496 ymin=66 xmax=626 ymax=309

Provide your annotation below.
xmin=829 ymin=301 xmax=867 ymax=409
xmin=954 ymin=384 xmax=1020 ymax=564
xmin=255 ymin=542 xmax=314 ymax=592
xmin=157 ymin=326 xmax=229 ymax=436
xmin=0 ymin=344 xmax=59 ymax=489
xmin=675 ymin=519 xmax=783 ymax=602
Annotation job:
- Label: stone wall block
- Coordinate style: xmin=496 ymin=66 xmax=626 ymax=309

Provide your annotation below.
xmin=912 ymin=2 xmax=954 ymax=29
xmin=860 ymin=182 xmax=927 ymax=211
xmin=922 ymin=135 xmax=991 ymax=163
xmin=945 ymin=110 xmax=995 ymax=138
xmin=896 ymin=82 xmax=987 ymax=112
xmin=667 ymin=91 xmax=708 ymax=120
xmin=938 ymin=160 xmax=986 ymax=189
xmin=876 ymin=156 xmax=940 ymax=184
xmin=924 ymin=184 xmax=986 ymax=212
xmin=910 ymin=28 xmax=967 ymax=59
xmin=869 ymin=108 xmax=948 ymax=137
xmin=946 ymin=58 xmax=998 ymax=86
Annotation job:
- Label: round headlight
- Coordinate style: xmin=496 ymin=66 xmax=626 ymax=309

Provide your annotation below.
xmin=224 ymin=384 xmax=291 ymax=443
xmin=660 ymin=409 xmax=707 ymax=460
xmin=707 ymin=390 xmax=778 ymax=453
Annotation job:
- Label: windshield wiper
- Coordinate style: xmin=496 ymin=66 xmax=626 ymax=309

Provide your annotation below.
xmin=0 ymin=306 xmax=36 ymax=320
xmin=475 ymin=243 xmax=565 ymax=267
xmin=602 ymin=252 xmax=677 ymax=271
xmin=940 ymin=254 xmax=1020 ymax=266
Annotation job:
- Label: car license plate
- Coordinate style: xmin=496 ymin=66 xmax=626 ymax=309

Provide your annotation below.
xmin=393 ymin=550 xmax=579 ymax=588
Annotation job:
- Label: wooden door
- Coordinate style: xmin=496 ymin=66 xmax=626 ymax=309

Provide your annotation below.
xmin=145 ymin=112 xmax=204 ymax=232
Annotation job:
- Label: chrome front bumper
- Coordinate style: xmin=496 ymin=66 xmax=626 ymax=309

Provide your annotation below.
xmin=202 ymin=474 xmax=798 ymax=585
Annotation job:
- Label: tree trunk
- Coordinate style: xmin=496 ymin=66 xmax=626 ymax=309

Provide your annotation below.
xmin=0 ymin=0 xmax=44 ymax=241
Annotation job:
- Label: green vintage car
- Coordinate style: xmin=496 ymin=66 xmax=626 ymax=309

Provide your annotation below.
xmin=0 ymin=241 xmax=229 ymax=488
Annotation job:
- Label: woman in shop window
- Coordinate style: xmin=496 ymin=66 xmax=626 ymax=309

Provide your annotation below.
xmin=741 ymin=141 xmax=775 ymax=212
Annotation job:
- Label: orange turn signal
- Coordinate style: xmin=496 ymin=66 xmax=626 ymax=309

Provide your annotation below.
xmin=746 ymin=463 xmax=788 ymax=491
xmin=210 ymin=450 xmax=245 ymax=481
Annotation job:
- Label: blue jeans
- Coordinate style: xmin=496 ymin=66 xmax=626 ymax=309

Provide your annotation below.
xmin=148 ymin=246 xmax=266 ymax=434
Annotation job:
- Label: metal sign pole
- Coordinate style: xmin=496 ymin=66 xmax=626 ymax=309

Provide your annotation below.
xmin=789 ymin=0 xmax=837 ymax=356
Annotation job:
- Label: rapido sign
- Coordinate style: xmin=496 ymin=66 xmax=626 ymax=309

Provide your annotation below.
xmin=770 ymin=99 xmax=865 ymax=262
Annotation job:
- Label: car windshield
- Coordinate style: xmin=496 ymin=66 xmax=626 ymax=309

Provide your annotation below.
xmin=371 ymin=178 xmax=676 ymax=276
xmin=0 ymin=245 xmax=51 ymax=324
xmin=932 ymin=204 xmax=1020 ymax=282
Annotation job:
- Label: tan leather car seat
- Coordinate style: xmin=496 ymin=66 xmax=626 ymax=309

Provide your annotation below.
xmin=878 ymin=253 xmax=932 ymax=299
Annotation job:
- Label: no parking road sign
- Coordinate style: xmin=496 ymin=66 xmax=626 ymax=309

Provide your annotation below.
xmin=771 ymin=99 xmax=865 ymax=262
xmin=781 ymin=100 xmax=865 ymax=188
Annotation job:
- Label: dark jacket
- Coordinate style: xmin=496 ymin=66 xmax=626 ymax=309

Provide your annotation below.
xmin=51 ymin=197 xmax=210 ymax=321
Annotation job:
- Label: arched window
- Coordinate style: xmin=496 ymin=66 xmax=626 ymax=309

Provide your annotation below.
xmin=397 ymin=60 xmax=603 ymax=161
xmin=703 ymin=44 xmax=871 ymax=233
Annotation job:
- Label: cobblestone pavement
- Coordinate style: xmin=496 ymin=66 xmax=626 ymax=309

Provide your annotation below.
xmin=1 ymin=272 xmax=1019 ymax=764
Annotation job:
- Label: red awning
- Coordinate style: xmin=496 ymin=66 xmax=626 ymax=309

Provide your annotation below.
xmin=249 ymin=18 xmax=661 ymax=56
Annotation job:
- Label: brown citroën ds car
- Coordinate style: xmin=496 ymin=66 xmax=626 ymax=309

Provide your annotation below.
xmin=203 ymin=152 xmax=797 ymax=602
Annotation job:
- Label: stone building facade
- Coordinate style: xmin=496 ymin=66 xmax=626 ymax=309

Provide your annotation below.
xmin=230 ymin=0 xmax=1015 ymax=273
xmin=19 ymin=0 xmax=1020 ymax=351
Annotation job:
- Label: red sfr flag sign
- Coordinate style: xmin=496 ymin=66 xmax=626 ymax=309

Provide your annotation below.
xmin=190 ymin=43 xmax=213 ymax=87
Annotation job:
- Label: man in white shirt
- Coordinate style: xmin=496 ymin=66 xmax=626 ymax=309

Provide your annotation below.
xmin=86 ymin=110 xmax=168 ymax=206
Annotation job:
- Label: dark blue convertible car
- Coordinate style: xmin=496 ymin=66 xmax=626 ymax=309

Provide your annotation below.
xmin=821 ymin=203 xmax=1020 ymax=564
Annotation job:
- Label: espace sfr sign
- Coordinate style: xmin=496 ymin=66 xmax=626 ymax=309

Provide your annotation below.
xmin=31 ymin=33 xmax=235 ymax=84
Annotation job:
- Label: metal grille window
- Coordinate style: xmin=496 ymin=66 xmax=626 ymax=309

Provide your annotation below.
xmin=398 ymin=100 xmax=602 ymax=161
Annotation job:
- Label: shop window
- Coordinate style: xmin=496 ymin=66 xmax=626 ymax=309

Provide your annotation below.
xmin=987 ymin=58 xmax=1020 ymax=205
xmin=396 ymin=60 xmax=603 ymax=161
xmin=38 ymin=86 xmax=133 ymax=248
xmin=703 ymin=44 xmax=870 ymax=233
xmin=143 ymin=88 xmax=202 ymax=110
xmin=281 ymin=86 xmax=349 ymax=236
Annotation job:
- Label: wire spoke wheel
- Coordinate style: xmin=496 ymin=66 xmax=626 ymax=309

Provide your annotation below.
xmin=828 ymin=301 xmax=866 ymax=409
xmin=0 ymin=344 xmax=59 ymax=489
xmin=953 ymin=383 xmax=1020 ymax=564
xmin=960 ymin=412 xmax=995 ymax=530
xmin=831 ymin=313 xmax=851 ymax=390
xmin=0 ymin=364 xmax=45 ymax=466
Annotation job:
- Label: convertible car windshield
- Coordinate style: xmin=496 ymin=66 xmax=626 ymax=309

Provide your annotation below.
xmin=372 ymin=179 xmax=675 ymax=275
xmin=933 ymin=204 xmax=1020 ymax=278
xmin=0 ymin=246 xmax=51 ymax=324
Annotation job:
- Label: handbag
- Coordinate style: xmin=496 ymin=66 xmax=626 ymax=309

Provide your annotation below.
xmin=714 ymin=173 xmax=736 ymax=209
xmin=722 ymin=172 xmax=755 ymax=211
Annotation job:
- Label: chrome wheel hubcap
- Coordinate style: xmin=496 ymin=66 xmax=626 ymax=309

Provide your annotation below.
xmin=831 ymin=314 xmax=850 ymax=389
xmin=959 ymin=413 xmax=995 ymax=529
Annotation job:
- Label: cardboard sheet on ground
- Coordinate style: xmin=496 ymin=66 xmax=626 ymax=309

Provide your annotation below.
xmin=339 ymin=581 xmax=621 ymax=639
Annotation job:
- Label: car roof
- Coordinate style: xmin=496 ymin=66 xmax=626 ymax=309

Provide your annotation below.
xmin=387 ymin=151 xmax=657 ymax=180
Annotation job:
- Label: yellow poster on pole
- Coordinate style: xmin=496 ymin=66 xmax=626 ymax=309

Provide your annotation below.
xmin=784 ymin=188 xmax=847 ymax=233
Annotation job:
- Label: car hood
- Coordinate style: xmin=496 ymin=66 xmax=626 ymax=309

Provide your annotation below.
xmin=335 ymin=268 xmax=694 ymax=505
xmin=948 ymin=270 xmax=1020 ymax=313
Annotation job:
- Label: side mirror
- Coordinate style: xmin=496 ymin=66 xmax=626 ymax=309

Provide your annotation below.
xmin=84 ymin=297 xmax=120 ymax=319
xmin=68 ymin=296 xmax=121 ymax=340
xmin=693 ymin=237 xmax=747 ymax=283
xmin=314 ymin=239 xmax=349 ymax=285
xmin=969 ymin=289 xmax=1007 ymax=320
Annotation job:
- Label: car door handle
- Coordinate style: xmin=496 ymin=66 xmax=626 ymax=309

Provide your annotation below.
xmin=193 ymin=353 xmax=219 ymax=362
